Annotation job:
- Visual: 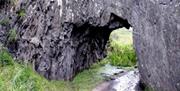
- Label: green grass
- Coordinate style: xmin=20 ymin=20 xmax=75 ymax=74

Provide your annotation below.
xmin=0 ymin=47 xmax=14 ymax=66
xmin=0 ymin=47 xmax=104 ymax=91
xmin=0 ymin=47 xmax=57 ymax=91
xmin=0 ymin=27 xmax=137 ymax=91
xmin=72 ymin=64 xmax=104 ymax=91
xmin=51 ymin=64 xmax=104 ymax=91
xmin=105 ymin=28 xmax=137 ymax=67
xmin=0 ymin=63 xmax=103 ymax=91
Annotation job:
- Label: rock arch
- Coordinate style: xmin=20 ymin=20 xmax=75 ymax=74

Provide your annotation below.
xmin=1 ymin=0 xmax=180 ymax=91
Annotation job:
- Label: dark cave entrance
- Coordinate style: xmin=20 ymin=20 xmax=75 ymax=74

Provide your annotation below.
xmin=68 ymin=13 xmax=136 ymax=80
xmin=68 ymin=14 xmax=139 ymax=90
xmin=34 ymin=13 xmax=135 ymax=81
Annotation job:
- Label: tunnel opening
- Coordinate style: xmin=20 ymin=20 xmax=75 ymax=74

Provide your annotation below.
xmin=105 ymin=27 xmax=137 ymax=67
xmin=67 ymin=14 xmax=139 ymax=90
xmin=73 ymin=14 xmax=133 ymax=65
xmin=69 ymin=13 xmax=134 ymax=76
xmin=31 ymin=13 xmax=134 ymax=80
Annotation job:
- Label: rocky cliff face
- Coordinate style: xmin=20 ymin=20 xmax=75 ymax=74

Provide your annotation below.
xmin=131 ymin=1 xmax=180 ymax=91
xmin=0 ymin=0 xmax=11 ymax=44
xmin=13 ymin=0 xmax=130 ymax=80
xmin=0 ymin=0 xmax=180 ymax=91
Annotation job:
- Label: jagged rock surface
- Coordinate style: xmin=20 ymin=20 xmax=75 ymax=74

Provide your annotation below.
xmin=132 ymin=1 xmax=180 ymax=91
xmin=14 ymin=0 xmax=130 ymax=80
xmin=0 ymin=0 xmax=19 ymax=51
xmin=0 ymin=1 xmax=11 ymax=44
xmin=0 ymin=0 xmax=180 ymax=91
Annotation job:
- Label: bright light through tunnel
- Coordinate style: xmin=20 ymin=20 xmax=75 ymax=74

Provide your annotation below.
xmin=104 ymin=27 xmax=136 ymax=67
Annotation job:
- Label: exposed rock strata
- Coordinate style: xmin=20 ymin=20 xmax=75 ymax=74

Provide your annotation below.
xmin=0 ymin=0 xmax=180 ymax=91
xmin=14 ymin=0 xmax=130 ymax=80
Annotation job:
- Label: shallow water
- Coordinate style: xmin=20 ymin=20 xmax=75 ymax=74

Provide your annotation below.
xmin=93 ymin=64 xmax=141 ymax=91
xmin=98 ymin=64 xmax=127 ymax=78
xmin=112 ymin=70 xmax=140 ymax=91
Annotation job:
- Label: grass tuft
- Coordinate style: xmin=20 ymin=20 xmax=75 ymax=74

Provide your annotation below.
xmin=0 ymin=47 xmax=104 ymax=91
xmin=107 ymin=43 xmax=136 ymax=67
xmin=0 ymin=18 xmax=10 ymax=26
xmin=105 ymin=28 xmax=137 ymax=67
xmin=0 ymin=47 xmax=14 ymax=66
xmin=17 ymin=9 xmax=26 ymax=17
xmin=8 ymin=29 xmax=17 ymax=42
xmin=0 ymin=27 xmax=137 ymax=91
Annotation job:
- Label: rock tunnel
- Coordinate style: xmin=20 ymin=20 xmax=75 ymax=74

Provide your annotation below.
xmin=1 ymin=0 xmax=180 ymax=91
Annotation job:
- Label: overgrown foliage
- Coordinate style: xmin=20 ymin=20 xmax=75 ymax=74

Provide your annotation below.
xmin=0 ymin=47 xmax=13 ymax=66
xmin=106 ymin=28 xmax=137 ymax=67
xmin=0 ymin=47 xmax=104 ymax=91
xmin=0 ymin=28 xmax=137 ymax=91
xmin=107 ymin=43 xmax=136 ymax=67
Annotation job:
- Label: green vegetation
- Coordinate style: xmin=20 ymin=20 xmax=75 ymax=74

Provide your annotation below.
xmin=0 ymin=47 xmax=104 ymax=91
xmin=0 ymin=27 xmax=137 ymax=91
xmin=0 ymin=47 xmax=14 ymax=66
xmin=0 ymin=62 xmax=58 ymax=91
xmin=72 ymin=64 xmax=104 ymax=91
xmin=8 ymin=29 xmax=17 ymax=42
xmin=0 ymin=18 xmax=10 ymax=26
xmin=105 ymin=28 xmax=137 ymax=67
xmin=17 ymin=9 xmax=26 ymax=17
xmin=107 ymin=43 xmax=136 ymax=67
xmin=144 ymin=85 xmax=154 ymax=91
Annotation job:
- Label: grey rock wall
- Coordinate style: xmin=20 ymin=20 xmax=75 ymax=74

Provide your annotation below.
xmin=0 ymin=1 xmax=18 ymax=52
xmin=14 ymin=0 xmax=130 ymax=80
xmin=0 ymin=1 xmax=11 ymax=44
xmin=132 ymin=1 xmax=180 ymax=91
xmin=0 ymin=0 xmax=180 ymax=91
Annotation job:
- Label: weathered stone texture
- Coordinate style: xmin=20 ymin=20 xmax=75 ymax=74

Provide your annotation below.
xmin=13 ymin=0 xmax=131 ymax=80
xmin=132 ymin=1 xmax=180 ymax=91
xmin=0 ymin=1 xmax=11 ymax=44
xmin=0 ymin=0 xmax=180 ymax=91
